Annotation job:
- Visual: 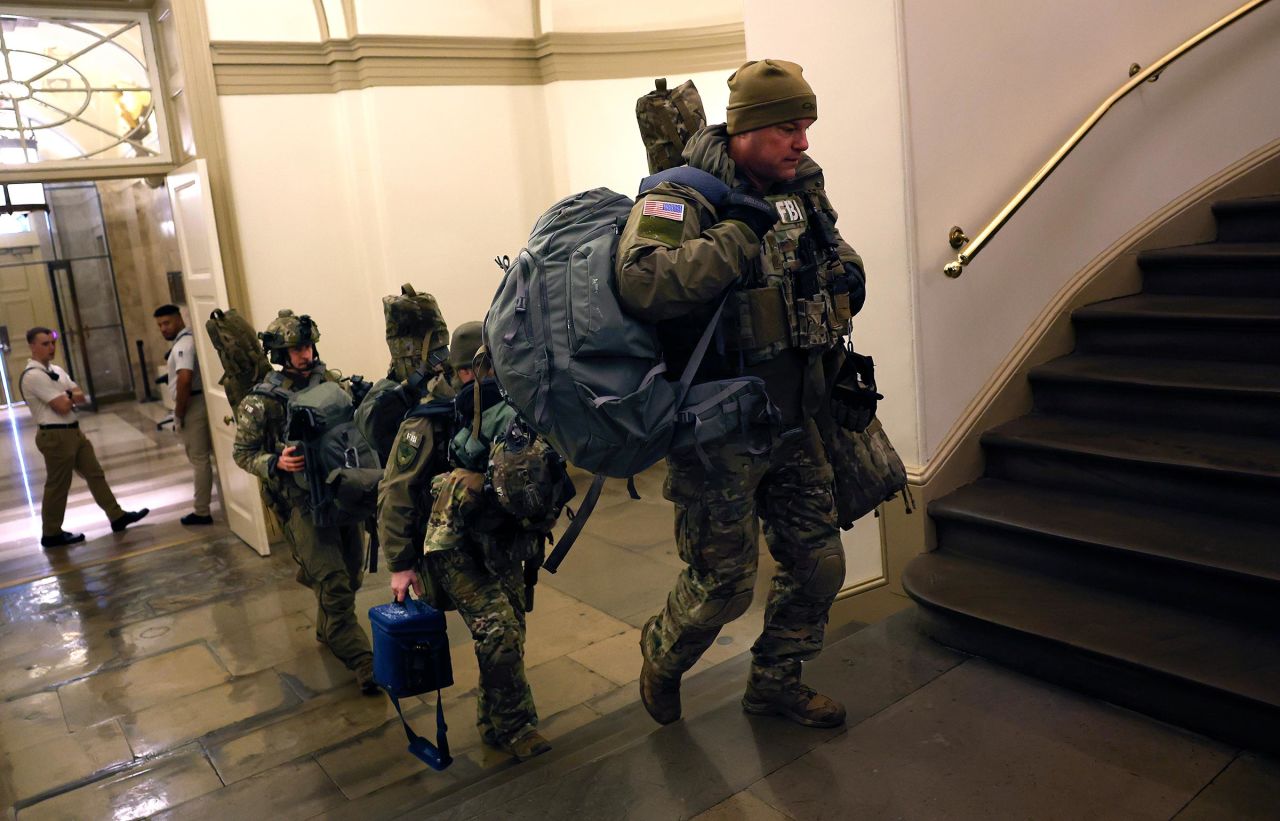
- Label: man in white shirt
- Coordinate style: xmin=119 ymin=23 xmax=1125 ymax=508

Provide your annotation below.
xmin=20 ymin=326 xmax=149 ymax=548
xmin=154 ymin=305 xmax=214 ymax=525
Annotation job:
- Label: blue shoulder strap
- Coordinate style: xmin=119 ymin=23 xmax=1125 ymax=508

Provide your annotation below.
xmin=638 ymin=165 xmax=729 ymax=207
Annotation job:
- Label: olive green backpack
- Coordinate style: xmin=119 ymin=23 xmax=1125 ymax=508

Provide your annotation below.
xmin=205 ymin=308 xmax=271 ymax=414
xmin=384 ymin=283 xmax=449 ymax=382
xmin=635 ymin=78 xmax=707 ymax=174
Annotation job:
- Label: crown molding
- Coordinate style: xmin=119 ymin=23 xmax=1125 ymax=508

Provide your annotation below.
xmin=209 ymin=23 xmax=746 ymax=94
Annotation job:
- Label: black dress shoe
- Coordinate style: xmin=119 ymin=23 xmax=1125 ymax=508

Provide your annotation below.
xmin=180 ymin=513 xmax=214 ymax=526
xmin=41 ymin=531 xmax=86 ymax=548
xmin=110 ymin=508 xmax=150 ymax=532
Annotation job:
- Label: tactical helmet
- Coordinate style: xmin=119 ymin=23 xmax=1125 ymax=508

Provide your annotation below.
xmin=259 ymin=309 xmax=320 ymax=365
xmin=448 ymin=321 xmax=483 ymax=371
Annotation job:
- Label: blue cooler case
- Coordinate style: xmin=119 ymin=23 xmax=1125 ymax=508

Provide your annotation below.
xmin=369 ymin=596 xmax=454 ymax=770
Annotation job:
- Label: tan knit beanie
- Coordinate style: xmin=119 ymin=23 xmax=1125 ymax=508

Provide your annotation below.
xmin=725 ymin=59 xmax=817 ymax=135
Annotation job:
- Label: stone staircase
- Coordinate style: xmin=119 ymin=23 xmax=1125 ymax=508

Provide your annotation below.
xmin=903 ymin=195 xmax=1280 ymax=753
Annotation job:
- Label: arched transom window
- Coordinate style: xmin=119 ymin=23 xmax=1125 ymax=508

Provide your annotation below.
xmin=0 ymin=6 xmax=170 ymax=172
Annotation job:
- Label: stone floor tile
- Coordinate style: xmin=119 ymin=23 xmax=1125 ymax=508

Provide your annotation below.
xmin=693 ymin=790 xmax=796 ymax=821
xmin=274 ymin=649 xmax=356 ymax=698
xmin=314 ymin=697 xmax=455 ymax=800
xmin=151 ymin=758 xmax=347 ymax=821
xmin=542 ymin=539 xmax=679 ymax=624
xmin=205 ymin=686 xmax=395 ymax=783
xmin=0 ymin=692 xmax=68 ymax=754
xmin=57 ymin=643 xmax=229 ymax=730
xmin=0 ymin=633 xmax=118 ymax=700
xmin=751 ymin=660 xmax=1233 ymax=821
xmin=0 ymin=621 xmax=73 ymax=665
xmin=207 ymin=610 xmax=318 ymax=676
xmin=567 ymin=627 xmax=642 ymax=686
xmin=585 ymin=682 xmax=639 ymax=717
xmin=0 ymin=719 xmax=133 ymax=807
xmin=1173 ymin=752 xmax=1280 ymax=820
xmin=122 ymin=669 xmax=300 ymax=757
xmin=445 ymin=611 xmax=961 ymax=821
xmin=526 ymin=657 xmax=616 ymax=718
xmin=523 ymin=599 xmax=631 ymax=669
xmin=16 ymin=745 xmax=221 ymax=821
xmin=539 ymin=703 xmax=599 ymax=743
xmin=317 ymin=765 xmax=463 ymax=821
xmin=110 ymin=585 xmax=315 ymax=662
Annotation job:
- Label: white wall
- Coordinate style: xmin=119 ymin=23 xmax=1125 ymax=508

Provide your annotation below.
xmin=902 ymin=0 xmax=1280 ymax=459
xmin=220 ymin=85 xmax=555 ymax=380
xmin=541 ymin=69 xmax=733 ymax=199
xmin=541 ymin=0 xmax=743 ymax=33
xmin=205 ymin=0 xmax=321 ymax=42
xmin=354 ymin=0 xmax=535 ymax=38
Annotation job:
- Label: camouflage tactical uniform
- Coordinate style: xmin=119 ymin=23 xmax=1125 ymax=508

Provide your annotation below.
xmin=378 ymin=330 xmax=545 ymax=753
xmin=233 ymin=362 xmax=374 ymax=681
xmin=617 ymin=107 xmax=863 ymax=715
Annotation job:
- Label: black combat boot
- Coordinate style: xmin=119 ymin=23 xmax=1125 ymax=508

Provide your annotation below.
xmin=355 ymin=659 xmax=379 ymax=696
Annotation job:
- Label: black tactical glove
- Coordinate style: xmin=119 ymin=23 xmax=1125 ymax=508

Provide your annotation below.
xmin=721 ymin=189 xmax=779 ymax=240
xmin=843 ymin=261 xmax=866 ymax=316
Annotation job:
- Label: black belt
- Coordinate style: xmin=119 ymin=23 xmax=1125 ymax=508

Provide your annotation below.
xmin=190 ymin=389 xmax=203 ymax=396
xmin=39 ymin=422 xmax=79 ymax=430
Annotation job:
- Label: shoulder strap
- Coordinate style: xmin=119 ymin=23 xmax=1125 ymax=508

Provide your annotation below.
xmin=17 ymin=366 xmax=43 ymax=403
xmin=388 ymin=688 xmax=451 ymax=772
xmin=638 ymin=165 xmax=729 ymax=207
xmin=251 ymin=370 xmax=291 ymax=403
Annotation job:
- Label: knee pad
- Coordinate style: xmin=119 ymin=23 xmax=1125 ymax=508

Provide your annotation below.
xmin=796 ymin=544 xmax=846 ymax=600
xmin=686 ymin=587 xmax=754 ymax=628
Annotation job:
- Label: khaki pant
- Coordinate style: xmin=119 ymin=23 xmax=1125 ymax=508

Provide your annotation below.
xmin=180 ymin=394 xmax=214 ymax=516
xmin=35 ymin=427 xmax=124 ymax=538
xmin=281 ymin=506 xmax=372 ymax=671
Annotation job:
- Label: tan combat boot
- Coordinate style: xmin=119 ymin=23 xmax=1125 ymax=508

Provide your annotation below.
xmin=639 ymin=657 xmax=682 ymax=725
xmin=503 ymin=728 xmax=552 ymax=762
xmin=742 ymin=682 xmax=846 ymax=728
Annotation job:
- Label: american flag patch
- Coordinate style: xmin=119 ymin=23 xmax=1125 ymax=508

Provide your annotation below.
xmin=642 ymin=200 xmax=685 ymax=221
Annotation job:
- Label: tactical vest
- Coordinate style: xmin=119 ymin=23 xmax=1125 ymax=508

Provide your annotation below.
xmin=724 ymin=185 xmax=853 ymax=364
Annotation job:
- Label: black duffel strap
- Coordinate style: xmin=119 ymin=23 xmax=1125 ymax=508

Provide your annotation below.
xmin=544 ymin=472 xmax=606 ymax=574
xmin=388 ymin=687 xmax=451 ymax=771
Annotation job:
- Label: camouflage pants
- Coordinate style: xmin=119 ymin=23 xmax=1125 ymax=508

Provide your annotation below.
xmin=644 ymin=421 xmax=846 ymax=694
xmin=282 ymin=507 xmax=372 ymax=671
xmin=424 ymin=547 xmax=537 ymax=745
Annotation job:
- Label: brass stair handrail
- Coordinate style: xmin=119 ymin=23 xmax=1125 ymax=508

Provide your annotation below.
xmin=943 ymin=0 xmax=1274 ymax=278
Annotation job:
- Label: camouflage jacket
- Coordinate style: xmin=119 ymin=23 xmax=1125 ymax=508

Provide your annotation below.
xmin=616 ymin=124 xmax=864 ymax=423
xmin=379 ymin=376 xmax=541 ymax=572
xmin=377 ymin=374 xmax=462 ymax=572
xmin=231 ymin=363 xmax=345 ymax=511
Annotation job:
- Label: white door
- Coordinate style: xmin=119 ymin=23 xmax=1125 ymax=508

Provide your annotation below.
xmin=166 ymin=159 xmax=271 ymax=556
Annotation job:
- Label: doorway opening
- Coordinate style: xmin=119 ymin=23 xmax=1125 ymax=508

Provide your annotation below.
xmin=0 ymin=176 xmax=181 ymax=411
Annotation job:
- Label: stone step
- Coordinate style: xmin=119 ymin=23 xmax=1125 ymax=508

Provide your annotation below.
xmin=930 ymin=478 xmax=1280 ymax=624
xmin=1028 ymin=354 xmax=1280 ymax=436
xmin=980 ymin=414 xmax=1280 ymax=523
xmin=1140 ymin=243 xmax=1280 ymax=297
xmin=1072 ymin=294 xmax=1280 ymax=363
xmin=903 ymin=551 xmax=1280 ymax=755
xmin=1213 ymin=195 xmax=1280 ymax=243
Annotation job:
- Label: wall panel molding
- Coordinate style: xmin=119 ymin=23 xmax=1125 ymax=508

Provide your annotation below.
xmin=209 ymin=23 xmax=746 ymax=94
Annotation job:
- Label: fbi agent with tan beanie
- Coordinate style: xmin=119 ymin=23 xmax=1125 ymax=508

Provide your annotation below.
xmin=616 ymin=59 xmax=867 ymax=730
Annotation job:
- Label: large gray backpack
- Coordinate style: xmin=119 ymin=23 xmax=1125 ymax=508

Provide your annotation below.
xmin=485 ymin=168 xmax=776 ymax=570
